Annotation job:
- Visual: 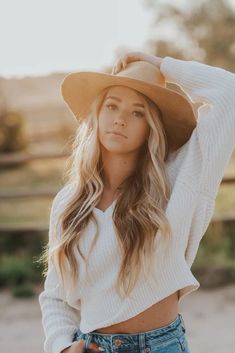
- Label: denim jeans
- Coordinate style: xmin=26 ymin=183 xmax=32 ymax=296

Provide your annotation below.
xmin=72 ymin=313 xmax=191 ymax=353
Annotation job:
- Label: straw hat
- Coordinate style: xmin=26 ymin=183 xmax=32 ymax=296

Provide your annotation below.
xmin=60 ymin=60 xmax=197 ymax=153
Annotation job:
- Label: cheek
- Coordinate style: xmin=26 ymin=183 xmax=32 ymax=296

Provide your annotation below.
xmin=98 ymin=113 xmax=107 ymax=133
xmin=134 ymin=121 xmax=149 ymax=141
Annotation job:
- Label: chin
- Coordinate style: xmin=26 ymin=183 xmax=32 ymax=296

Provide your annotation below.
xmin=100 ymin=140 xmax=126 ymax=152
xmin=104 ymin=146 xmax=127 ymax=153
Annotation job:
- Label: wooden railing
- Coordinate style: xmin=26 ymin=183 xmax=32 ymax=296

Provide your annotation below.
xmin=0 ymin=151 xmax=70 ymax=166
xmin=0 ymin=151 xmax=235 ymax=234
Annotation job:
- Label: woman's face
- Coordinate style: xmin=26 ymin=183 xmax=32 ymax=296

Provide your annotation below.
xmin=98 ymin=86 xmax=150 ymax=154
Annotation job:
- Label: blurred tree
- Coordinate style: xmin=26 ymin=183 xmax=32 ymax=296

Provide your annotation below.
xmin=144 ymin=0 xmax=235 ymax=70
xmin=0 ymin=79 xmax=29 ymax=157
xmin=0 ymin=111 xmax=28 ymax=154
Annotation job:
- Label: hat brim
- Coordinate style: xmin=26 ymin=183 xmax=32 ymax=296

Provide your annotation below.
xmin=61 ymin=71 xmax=197 ymax=151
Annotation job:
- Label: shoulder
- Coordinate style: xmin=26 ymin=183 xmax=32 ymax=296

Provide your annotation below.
xmin=48 ymin=182 xmax=76 ymax=243
xmin=51 ymin=182 xmax=76 ymax=215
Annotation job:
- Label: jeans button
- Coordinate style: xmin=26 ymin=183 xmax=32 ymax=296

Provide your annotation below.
xmin=114 ymin=339 xmax=122 ymax=346
xmin=145 ymin=348 xmax=150 ymax=352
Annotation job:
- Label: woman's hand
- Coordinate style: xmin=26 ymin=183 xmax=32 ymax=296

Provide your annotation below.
xmin=112 ymin=51 xmax=163 ymax=74
xmin=61 ymin=340 xmax=100 ymax=353
xmin=61 ymin=340 xmax=85 ymax=353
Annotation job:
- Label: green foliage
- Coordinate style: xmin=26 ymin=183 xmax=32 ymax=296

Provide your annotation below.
xmin=0 ymin=111 xmax=29 ymax=154
xmin=0 ymin=253 xmax=43 ymax=288
xmin=11 ymin=284 xmax=35 ymax=298
xmin=0 ymin=232 xmax=45 ymax=255
xmin=145 ymin=0 xmax=235 ymax=70
xmin=192 ymin=221 xmax=235 ymax=287
xmin=0 ymin=231 xmax=46 ymax=297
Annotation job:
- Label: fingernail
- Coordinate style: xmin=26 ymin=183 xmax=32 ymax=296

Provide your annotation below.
xmin=89 ymin=342 xmax=102 ymax=352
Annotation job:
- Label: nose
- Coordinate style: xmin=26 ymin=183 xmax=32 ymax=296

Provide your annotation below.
xmin=114 ymin=114 xmax=127 ymax=127
xmin=114 ymin=120 xmax=126 ymax=127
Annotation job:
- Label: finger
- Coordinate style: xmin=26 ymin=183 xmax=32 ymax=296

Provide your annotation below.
xmin=112 ymin=63 xmax=120 ymax=74
xmin=122 ymin=58 xmax=127 ymax=68
xmin=116 ymin=60 xmax=122 ymax=72
xmin=111 ymin=66 xmax=115 ymax=74
xmin=112 ymin=59 xmax=120 ymax=74
xmin=116 ymin=58 xmax=126 ymax=73
xmin=112 ymin=53 xmax=129 ymax=74
xmin=89 ymin=342 xmax=102 ymax=352
xmin=73 ymin=339 xmax=85 ymax=352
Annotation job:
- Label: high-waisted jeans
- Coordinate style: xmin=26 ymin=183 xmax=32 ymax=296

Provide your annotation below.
xmin=72 ymin=313 xmax=191 ymax=353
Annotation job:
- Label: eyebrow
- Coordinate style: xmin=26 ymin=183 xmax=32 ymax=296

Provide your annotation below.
xmin=105 ymin=95 xmax=145 ymax=108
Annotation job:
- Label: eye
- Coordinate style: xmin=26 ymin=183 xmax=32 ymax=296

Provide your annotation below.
xmin=105 ymin=104 xmax=144 ymax=118
xmin=133 ymin=111 xmax=145 ymax=118
xmin=106 ymin=104 xmax=116 ymax=110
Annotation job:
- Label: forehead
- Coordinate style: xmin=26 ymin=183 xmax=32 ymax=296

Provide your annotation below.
xmin=105 ymin=85 xmax=145 ymax=103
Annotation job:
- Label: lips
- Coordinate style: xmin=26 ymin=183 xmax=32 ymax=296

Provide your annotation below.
xmin=108 ymin=130 xmax=127 ymax=138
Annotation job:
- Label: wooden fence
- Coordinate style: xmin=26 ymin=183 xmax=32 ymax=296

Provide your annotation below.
xmin=0 ymin=151 xmax=235 ymax=234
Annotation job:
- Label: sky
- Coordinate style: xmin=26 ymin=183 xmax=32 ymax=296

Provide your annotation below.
xmin=0 ymin=0 xmax=234 ymax=78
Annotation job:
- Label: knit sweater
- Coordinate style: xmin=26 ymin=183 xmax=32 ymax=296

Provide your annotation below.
xmin=38 ymin=56 xmax=235 ymax=353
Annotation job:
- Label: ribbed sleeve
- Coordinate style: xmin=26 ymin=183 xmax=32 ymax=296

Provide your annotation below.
xmin=160 ymin=56 xmax=235 ymax=197
xmin=38 ymin=189 xmax=81 ymax=353
xmin=160 ymin=56 xmax=235 ymax=267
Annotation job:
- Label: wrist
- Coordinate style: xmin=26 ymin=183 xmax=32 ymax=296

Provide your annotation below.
xmin=61 ymin=345 xmax=72 ymax=353
xmin=150 ymin=56 xmax=163 ymax=69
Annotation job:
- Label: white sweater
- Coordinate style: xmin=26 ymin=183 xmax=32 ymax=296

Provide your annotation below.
xmin=38 ymin=56 xmax=235 ymax=353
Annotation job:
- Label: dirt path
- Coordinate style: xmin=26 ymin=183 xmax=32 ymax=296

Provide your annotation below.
xmin=1 ymin=284 xmax=235 ymax=353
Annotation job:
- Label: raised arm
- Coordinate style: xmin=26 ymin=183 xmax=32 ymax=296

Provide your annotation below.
xmin=160 ymin=56 xmax=235 ymax=197
xmin=112 ymin=52 xmax=235 ymax=196
xmin=159 ymin=57 xmax=235 ymax=268
xmin=38 ymin=186 xmax=81 ymax=353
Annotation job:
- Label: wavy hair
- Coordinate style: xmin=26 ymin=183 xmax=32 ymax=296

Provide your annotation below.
xmin=39 ymin=85 xmax=173 ymax=300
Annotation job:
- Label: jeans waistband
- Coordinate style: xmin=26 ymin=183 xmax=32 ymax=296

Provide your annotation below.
xmin=76 ymin=313 xmax=186 ymax=351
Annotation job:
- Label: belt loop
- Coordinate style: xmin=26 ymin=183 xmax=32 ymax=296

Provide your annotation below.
xmin=138 ymin=332 xmax=146 ymax=353
xmin=179 ymin=313 xmax=186 ymax=333
xmin=84 ymin=333 xmax=93 ymax=350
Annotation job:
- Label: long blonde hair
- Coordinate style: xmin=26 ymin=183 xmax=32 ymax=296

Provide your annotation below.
xmin=39 ymin=85 xmax=173 ymax=300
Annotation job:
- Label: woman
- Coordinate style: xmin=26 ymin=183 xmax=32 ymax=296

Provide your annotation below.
xmin=38 ymin=52 xmax=235 ymax=353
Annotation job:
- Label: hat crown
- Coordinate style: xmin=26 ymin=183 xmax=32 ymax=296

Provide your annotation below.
xmin=61 ymin=58 xmax=197 ymax=154
xmin=115 ymin=60 xmax=166 ymax=88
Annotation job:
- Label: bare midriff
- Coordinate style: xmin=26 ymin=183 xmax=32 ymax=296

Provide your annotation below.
xmin=92 ymin=290 xmax=180 ymax=334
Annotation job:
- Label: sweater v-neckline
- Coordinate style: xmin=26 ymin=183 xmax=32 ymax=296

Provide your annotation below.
xmin=93 ymin=199 xmax=116 ymax=216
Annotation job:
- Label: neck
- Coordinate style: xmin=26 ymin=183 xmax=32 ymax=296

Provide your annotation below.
xmin=100 ymin=148 xmax=139 ymax=193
